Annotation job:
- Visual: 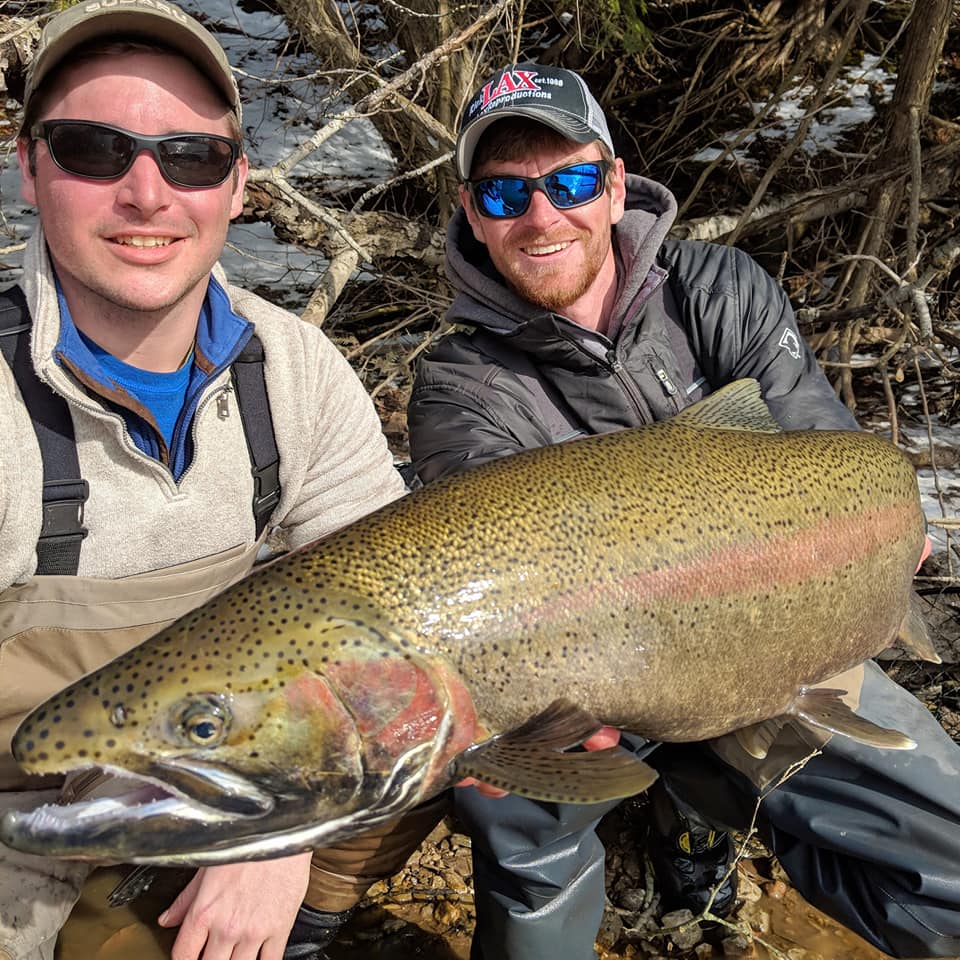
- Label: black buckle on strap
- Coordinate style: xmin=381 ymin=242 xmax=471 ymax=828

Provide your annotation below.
xmin=252 ymin=460 xmax=280 ymax=514
xmin=40 ymin=479 xmax=89 ymax=540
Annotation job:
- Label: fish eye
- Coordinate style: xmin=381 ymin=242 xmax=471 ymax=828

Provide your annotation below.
xmin=173 ymin=696 xmax=231 ymax=748
xmin=189 ymin=718 xmax=221 ymax=743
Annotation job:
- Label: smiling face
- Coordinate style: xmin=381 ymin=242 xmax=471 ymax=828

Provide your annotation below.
xmin=18 ymin=50 xmax=248 ymax=351
xmin=461 ymin=133 xmax=626 ymax=332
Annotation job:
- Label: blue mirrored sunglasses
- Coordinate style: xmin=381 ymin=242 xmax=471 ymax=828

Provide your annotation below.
xmin=468 ymin=161 xmax=611 ymax=219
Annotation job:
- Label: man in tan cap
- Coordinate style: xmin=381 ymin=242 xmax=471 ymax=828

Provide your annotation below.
xmin=0 ymin=3 xmax=439 ymax=958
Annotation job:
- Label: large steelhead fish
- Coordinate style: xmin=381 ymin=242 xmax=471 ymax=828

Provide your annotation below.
xmin=0 ymin=380 xmax=935 ymax=865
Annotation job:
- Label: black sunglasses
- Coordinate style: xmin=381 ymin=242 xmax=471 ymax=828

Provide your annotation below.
xmin=467 ymin=161 xmax=611 ymax=219
xmin=31 ymin=120 xmax=241 ymax=188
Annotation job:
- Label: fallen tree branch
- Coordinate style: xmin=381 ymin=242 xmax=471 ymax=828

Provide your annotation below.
xmin=301 ymin=247 xmax=360 ymax=328
xmin=244 ymin=0 xmax=510 ymax=325
xmin=246 ymin=181 xmax=445 ymax=264
xmin=273 ymin=0 xmax=511 ymax=176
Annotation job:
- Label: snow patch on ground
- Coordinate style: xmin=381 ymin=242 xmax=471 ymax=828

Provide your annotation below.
xmin=692 ymin=53 xmax=896 ymax=168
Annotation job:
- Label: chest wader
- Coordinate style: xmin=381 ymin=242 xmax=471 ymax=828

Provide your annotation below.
xmin=0 ymin=288 xmax=278 ymax=960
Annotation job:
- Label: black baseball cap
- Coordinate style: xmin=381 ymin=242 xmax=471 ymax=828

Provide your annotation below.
xmin=457 ymin=62 xmax=614 ymax=180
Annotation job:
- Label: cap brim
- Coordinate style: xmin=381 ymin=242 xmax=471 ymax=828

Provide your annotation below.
xmin=457 ymin=106 xmax=597 ymax=180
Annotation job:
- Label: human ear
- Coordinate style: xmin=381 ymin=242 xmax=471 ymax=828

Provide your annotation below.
xmin=229 ymin=152 xmax=249 ymax=219
xmin=17 ymin=137 xmax=38 ymax=206
xmin=608 ymin=157 xmax=626 ymax=226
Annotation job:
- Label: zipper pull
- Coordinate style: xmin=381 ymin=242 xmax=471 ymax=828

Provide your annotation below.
xmin=606 ymin=348 xmax=622 ymax=373
xmin=217 ymin=385 xmax=232 ymax=420
xmin=656 ymin=368 xmax=678 ymax=396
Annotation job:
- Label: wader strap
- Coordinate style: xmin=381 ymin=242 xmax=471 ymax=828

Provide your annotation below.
xmin=0 ymin=286 xmax=88 ymax=575
xmin=471 ymin=329 xmax=585 ymax=445
xmin=230 ymin=334 xmax=281 ymax=537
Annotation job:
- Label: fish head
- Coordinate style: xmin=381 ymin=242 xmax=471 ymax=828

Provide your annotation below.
xmin=2 ymin=588 xmax=479 ymax=865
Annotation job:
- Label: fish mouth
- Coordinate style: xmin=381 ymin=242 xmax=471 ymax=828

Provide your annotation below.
xmin=0 ymin=742 xmax=437 ymax=866
xmin=0 ymin=758 xmax=282 ymax=863
xmin=140 ymin=756 xmax=277 ymax=817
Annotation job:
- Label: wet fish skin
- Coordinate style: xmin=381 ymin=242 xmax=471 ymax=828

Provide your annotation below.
xmin=0 ymin=380 xmax=932 ymax=865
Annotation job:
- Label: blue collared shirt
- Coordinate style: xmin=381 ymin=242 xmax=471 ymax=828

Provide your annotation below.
xmin=54 ymin=275 xmax=254 ymax=481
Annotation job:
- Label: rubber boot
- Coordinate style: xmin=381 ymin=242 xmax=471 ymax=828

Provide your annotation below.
xmin=646 ymin=781 xmax=738 ymax=918
xmin=283 ymin=904 xmax=355 ymax=959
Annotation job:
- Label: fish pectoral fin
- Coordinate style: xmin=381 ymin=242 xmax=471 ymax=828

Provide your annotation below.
xmin=483 ymin=698 xmax=605 ymax=751
xmin=453 ymin=739 xmax=658 ymax=804
xmin=897 ymin=594 xmax=941 ymax=663
xmin=789 ymin=688 xmax=916 ymax=751
xmin=452 ymin=699 xmax=658 ymax=803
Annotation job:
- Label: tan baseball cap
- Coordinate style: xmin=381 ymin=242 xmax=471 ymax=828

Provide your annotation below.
xmin=23 ymin=0 xmax=241 ymax=126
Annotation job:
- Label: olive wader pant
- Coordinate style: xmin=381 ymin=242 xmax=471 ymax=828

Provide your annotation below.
xmin=0 ymin=541 xmax=442 ymax=960
xmin=458 ymin=661 xmax=960 ymax=960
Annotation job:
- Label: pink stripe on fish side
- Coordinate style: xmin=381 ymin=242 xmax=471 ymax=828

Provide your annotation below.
xmin=631 ymin=500 xmax=918 ymax=602
xmin=521 ymin=498 xmax=921 ymax=623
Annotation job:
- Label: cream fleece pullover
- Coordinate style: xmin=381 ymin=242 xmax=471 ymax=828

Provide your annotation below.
xmin=0 ymin=229 xmax=406 ymax=588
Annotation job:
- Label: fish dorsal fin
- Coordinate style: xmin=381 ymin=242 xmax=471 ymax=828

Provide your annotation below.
xmin=789 ymin=687 xmax=916 ymax=750
xmin=897 ymin=593 xmax=941 ymax=663
xmin=673 ymin=378 xmax=782 ymax=433
xmin=451 ymin=699 xmax=658 ymax=804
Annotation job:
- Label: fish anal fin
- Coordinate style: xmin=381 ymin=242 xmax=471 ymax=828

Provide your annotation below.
xmin=790 ymin=688 xmax=916 ymax=751
xmin=897 ymin=594 xmax=941 ymax=664
xmin=672 ymin=379 xmax=782 ymax=433
xmin=452 ymin=699 xmax=658 ymax=803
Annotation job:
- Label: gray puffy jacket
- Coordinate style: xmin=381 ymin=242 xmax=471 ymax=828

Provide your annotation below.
xmin=409 ymin=173 xmax=857 ymax=483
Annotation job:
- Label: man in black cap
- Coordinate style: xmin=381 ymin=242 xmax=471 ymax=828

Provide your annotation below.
xmin=407 ymin=61 xmax=960 ymax=960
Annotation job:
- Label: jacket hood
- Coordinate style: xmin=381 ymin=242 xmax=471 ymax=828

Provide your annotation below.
xmin=444 ymin=172 xmax=678 ymax=338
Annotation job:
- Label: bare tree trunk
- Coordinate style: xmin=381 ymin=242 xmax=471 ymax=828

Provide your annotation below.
xmin=275 ymin=0 xmax=455 ymax=176
xmin=383 ymin=0 xmax=469 ymax=220
xmin=839 ymin=0 xmax=954 ymax=407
